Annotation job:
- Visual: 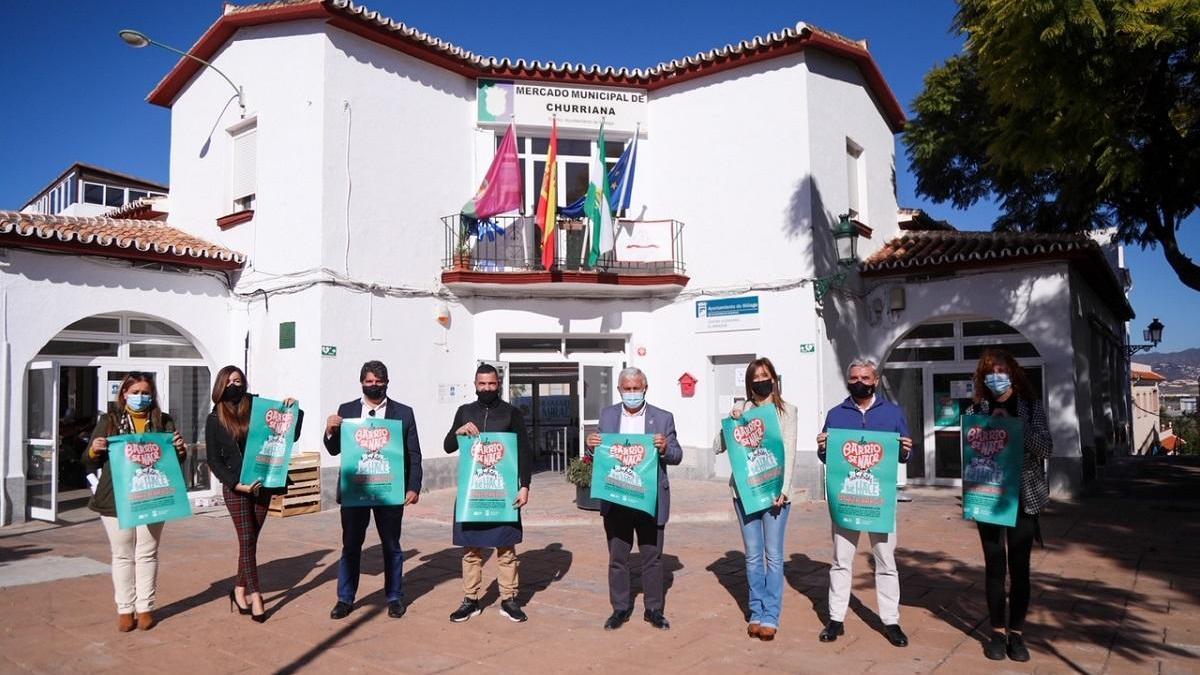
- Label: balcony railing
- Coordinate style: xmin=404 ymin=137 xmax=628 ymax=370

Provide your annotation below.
xmin=441 ymin=214 xmax=686 ymax=276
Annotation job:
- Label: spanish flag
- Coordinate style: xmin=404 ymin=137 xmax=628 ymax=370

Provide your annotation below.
xmin=537 ymin=119 xmax=559 ymax=270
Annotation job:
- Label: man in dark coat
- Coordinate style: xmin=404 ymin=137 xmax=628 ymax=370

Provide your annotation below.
xmin=324 ymin=361 xmax=422 ymax=620
xmin=443 ymin=363 xmax=533 ymax=623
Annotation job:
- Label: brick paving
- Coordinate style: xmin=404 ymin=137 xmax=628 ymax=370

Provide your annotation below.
xmin=1 ymin=457 xmax=1198 ymax=674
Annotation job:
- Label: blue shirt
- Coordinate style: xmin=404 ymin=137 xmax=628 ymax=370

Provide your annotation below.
xmin=822 ymin=395 xmax=911 ymax=463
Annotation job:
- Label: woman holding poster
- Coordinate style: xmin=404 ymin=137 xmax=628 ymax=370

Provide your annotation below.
xmin=964 ymin=349 xmax=1052 ymax=663
xmin=83 ymin=373 xmax=187 ymax=632
xmin=714 ymin=357 xmax=797 ymax=641
xmin=206 ymin=365 xmax=302 ymax=623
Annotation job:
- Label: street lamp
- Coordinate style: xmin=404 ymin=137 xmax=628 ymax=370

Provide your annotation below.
xmin=118 ymin=28 xmax=246 ymax=117
xmin=814 ymin=214 xmax=861 ymax=302
xmin=1127 ymin=317 xmax=1165 ymax=356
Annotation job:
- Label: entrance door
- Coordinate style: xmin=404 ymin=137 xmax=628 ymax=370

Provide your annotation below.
xmin=580 ymin=362 xmax=618 ymax=452
xmin=711 ymin=354 xmax=756 ymax=479
xmin=25 ymin=361 xmax=60 ymax=521
xmin=928 ymin=367 xmax=977 ymax=485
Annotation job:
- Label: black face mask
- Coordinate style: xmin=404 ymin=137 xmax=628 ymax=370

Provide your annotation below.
xmin=847 ymin=381 xmax=876 ymax=399
xmin=477 ymin=389 xmax=500 ymax=405
xmin=750 ymin=380 xmax=775 ymax=397
xmin=222 ymin=385 xmax=245 ymax=402
xmin=362 ymin=385 xmax=387 ymax=400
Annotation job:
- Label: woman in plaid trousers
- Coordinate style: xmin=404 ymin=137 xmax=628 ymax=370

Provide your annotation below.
xmin=205 ymin=365 xmax=302 ymax=622
xmin=964 ymin=349 xmax=1053 ymax=663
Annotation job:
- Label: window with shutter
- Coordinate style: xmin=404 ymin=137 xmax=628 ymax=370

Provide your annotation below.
xmin=231 ymin=125 xmax=257 ymax=211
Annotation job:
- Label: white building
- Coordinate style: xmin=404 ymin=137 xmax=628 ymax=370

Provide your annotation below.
xmin=1130 ymin=363 xmax=1165 ymax=454
xmin=1 ymin=0 xmax=1135 ymax=524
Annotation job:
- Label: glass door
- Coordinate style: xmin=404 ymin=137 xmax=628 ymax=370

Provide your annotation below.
xmin=26 ymin=361 xmax=60 ymax=521
xmin=580 ymin=363 xmax=617 ymax=454
xmin=929 ymin=368 xmax=976 ymax=484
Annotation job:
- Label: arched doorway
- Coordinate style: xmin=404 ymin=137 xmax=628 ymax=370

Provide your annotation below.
xmin=24 ymin=313 xmax=212 ymax=522
xmin=881 ymin=318 xmax=1044 ymax=486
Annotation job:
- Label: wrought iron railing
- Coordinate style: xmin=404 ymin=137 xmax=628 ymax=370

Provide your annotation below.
xmin=442 ymin=214 xmax=685 ymax=276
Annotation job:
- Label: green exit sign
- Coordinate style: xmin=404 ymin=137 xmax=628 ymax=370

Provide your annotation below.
xmin=799 ymin=343 xmax=815 ymax=353
xmin=321 ymin=345 xmax=337 ymax=357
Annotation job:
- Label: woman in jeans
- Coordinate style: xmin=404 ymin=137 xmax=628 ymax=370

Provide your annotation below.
xmin=83 ymin=373 xmax=187 ymax=632
xmin=714 ymin=357 xmax=797 ymax=641
xmin=964 ymin=348 xmax=1053 ymax=662
xmin=205 ymin=365 xmax=300 ymax=622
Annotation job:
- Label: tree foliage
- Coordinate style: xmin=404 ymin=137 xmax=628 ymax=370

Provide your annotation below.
xmin=906 ymin=0 xmax=1200 ymax=290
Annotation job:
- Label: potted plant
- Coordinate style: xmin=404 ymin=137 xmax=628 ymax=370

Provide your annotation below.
xmin=453 ymin=217 xmax=474 ymax=269
xmin=567 ymin=449 xmax=600 ymax=511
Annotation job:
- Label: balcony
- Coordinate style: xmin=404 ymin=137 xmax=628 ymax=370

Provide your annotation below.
xmin=440 ymin=214 xmax=689 ymax=297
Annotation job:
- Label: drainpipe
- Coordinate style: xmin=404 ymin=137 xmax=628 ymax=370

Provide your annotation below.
xmin=1 ymin=289 xmax=9 ymax=526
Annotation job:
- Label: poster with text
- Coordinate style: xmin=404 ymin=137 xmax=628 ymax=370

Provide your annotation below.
xmin=961 ymin=415 xmax=1024 ymax=527
xmin=455 ymin=432 xmax=520 ymax=522
xmin=240 ymin=397 xmax=299 ymax=488
xmin=722 ymin=405 xmax=786 ymax=514
xmin=825 ymin=428 xmax=900 ymax=533
xmin=590 ymin=433 xmax=658 ymax=516
xmin=340 ymin=418 xmax=407 ymax=507
xmin=109 ymin=432 xmax=192 ymax=529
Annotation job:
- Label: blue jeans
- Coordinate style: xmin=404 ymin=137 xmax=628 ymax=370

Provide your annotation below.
xmin=338 ymin=505 xmax=405 ymax=604
xmin=734 ymin=499 xmax=790 ymax=628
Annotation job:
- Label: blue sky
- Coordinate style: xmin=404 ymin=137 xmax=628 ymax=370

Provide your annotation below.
xmin=2 ymin=0 xmax=1196 ymax=351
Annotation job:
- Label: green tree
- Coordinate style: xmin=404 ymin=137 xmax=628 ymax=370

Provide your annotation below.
xmin=906 ymin=0 xmax=1200 ymax=290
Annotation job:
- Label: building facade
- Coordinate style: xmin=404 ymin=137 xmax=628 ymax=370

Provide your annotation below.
xmin=0 ymin=0 xmax=1136 ymax=524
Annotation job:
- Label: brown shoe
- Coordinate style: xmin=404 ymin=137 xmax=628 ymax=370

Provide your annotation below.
xmin=758 ymin=626 xmax=777 ymax=641
xmin=117 ymin=613 xmax=136 ymax=632
xmin=748 ymin=622 xmax=761 ymax=638
xmin=136 ymin=612 xmax=157 ymax=631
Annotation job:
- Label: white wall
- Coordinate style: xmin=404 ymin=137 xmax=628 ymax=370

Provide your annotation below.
xmin=0 ymin=249 xmax=239 ymax=524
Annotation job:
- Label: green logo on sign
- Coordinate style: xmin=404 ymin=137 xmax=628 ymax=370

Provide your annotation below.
xmin=321 ymin=345 xmax=337 ymax=357
xmin=799 ymin=344 xmax=815 ymax=353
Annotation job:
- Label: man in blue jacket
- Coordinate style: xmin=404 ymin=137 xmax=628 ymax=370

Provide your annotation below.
xmin=816 ymin=359 xmax=913 ymax=648
xmin=586 ymin=367 xmax=683 ymax=631
xmin=323 ymin=361 xmax=422 ymax=620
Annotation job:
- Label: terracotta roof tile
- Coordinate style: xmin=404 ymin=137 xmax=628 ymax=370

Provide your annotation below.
xmin=0 ymin=211 xmax=244 ymax=270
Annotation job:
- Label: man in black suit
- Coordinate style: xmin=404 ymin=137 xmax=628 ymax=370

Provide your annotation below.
xmin=323 ymin=361 xmax=422 ymax=620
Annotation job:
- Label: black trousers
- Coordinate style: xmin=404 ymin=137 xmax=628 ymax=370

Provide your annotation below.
xmin=977 ymin=512 xmax=1039 ymax=631
xmin=604 ymin=505 xmax=665 ymax=613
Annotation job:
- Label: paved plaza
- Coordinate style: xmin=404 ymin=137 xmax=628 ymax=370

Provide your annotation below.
xmin=1 ymin=457 xmax=1198 ymax=674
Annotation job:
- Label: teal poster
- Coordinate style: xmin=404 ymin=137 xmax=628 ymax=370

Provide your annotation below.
xmin=961 ymin=415 xmax=1024 ymax=527
xmin=825 ymin=428 xmax=900 ymax=533
xmin=240 ymin=397 xmax=299 ymax=488
xmin=455 ymin=433 xmax=519 ymax=523
xmin=590 ymin=433 xmax=658 ymax=517
xmin=722 ymin=405 xmax=786 ymax=514
xmin=340 ymin=418 xmax=407 ymax=507
xmin=109 ymin=433 xmax=192 ymax=529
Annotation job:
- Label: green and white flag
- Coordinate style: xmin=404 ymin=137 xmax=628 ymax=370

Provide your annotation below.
xmin=585 ymin=122 xmax=614 ymax=267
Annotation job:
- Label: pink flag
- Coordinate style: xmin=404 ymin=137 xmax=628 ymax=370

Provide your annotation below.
xmin=462 ymin=123 xmax=522 ymax=219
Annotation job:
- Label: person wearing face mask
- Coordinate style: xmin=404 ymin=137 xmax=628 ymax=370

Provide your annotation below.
xmin=816 ymin=359 xmax=914 ymax=648
xmin=443 ymin=363 xmax=533 ymax=623
xmin=586 ymin=367 xmax=684 ymax=631
xmin=324 ymin=360 xmax=422 ymax=620
xmin=714 ymin=357 xmax=798 ymax=641
xmin=84 ymin=373 xmax=187 ymax=632
xmin=964 ymin=349 xmax=1052 ymax=663
xmin=206 ymin=364 xmax=302 ymax=623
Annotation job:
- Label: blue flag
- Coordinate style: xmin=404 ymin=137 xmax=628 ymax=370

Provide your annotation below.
xmin=559 ymin=134 xmax=639 ymax=218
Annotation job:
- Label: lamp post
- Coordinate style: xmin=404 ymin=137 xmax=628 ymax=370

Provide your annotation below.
xmin=814 ymin=214 xmax=861 ymax=302
xmin=1127 ymin=317 xmax=1165 ymax=356
xmin=118 ymin=29 xmax=246 ymax=117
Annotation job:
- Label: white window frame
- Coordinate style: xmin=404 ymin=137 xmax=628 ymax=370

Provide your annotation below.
xmin=846 ymin=138 xmax=866 ymax=223
xmin=228 ymin=117 xmax=258 ymax=212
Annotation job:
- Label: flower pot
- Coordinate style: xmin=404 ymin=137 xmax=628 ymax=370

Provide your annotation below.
xmin=574 ymin=484 xmax=601 ymax=511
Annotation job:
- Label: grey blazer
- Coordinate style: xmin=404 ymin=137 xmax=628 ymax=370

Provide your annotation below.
xmin=597 ymin=403 xmax=684 ymax=526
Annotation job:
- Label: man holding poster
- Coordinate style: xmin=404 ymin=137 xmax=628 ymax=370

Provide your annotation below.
xmin=443 ymin=364 xmax=533 ymax=624
xmin=324 ymin=361 xmax=422 ymax=621
xmin=586 ymin=367 xmax=683 ymax=632
xmin=817 ymin=359 xmax=913 ymax=648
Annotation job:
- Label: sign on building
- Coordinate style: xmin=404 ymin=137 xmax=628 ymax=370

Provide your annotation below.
xmin=477 ymin=79 xmax=648 ymax=134
xmin=696 ymin=296 xmax=760 ymax=333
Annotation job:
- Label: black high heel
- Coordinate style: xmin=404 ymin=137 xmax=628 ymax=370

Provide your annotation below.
xmin=251 ymin=608 xmax=267 ymax=623
xmin=229 ymin=589 xmax=251 ymax=616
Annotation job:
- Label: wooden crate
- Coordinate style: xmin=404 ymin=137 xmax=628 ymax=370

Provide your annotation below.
xmin=269 ymin=452 xmax=322 ymax=518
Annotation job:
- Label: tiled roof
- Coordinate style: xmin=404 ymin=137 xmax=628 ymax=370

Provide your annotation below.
xmin=863 ymin=231 xmax=1104 ymax=274
xmin=0 ymin=211 xmax=244 ymax=270
xmin=149 ymin=0 xmax=905 ymax=130
xmin=105 ymin=197 xmax=166 ymax=220
xmin=1133 ymin=369 xmax=1167 ymax=383
xmin=861 ymin=230 xmax=1134 ymax=320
